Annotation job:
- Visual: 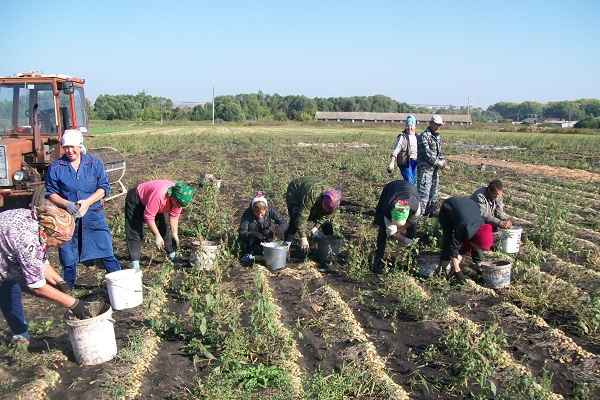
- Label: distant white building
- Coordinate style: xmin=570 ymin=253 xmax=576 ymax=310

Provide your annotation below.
xmin=314 ymin=112 xmax=472 ymax=125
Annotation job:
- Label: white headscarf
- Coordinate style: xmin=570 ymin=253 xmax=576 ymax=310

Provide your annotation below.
xmin=61 ymin=129 xmax=87 ymax=154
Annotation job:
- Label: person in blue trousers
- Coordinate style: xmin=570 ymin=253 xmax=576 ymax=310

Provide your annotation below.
xmin=45 ymin=130 xmax=121 ymax=289
xmin=388 ymin=115 xmax=418 ymax=184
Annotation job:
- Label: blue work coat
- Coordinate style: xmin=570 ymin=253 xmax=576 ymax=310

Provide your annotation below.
xmin=45 ymin=153 xmax=115 ymax=265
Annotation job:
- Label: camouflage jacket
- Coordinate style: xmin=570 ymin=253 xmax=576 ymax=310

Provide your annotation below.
xmin=286 ymin=176 xmax=335 ymax=238
xmin=417 ymin=127 xmax=445 ymax=171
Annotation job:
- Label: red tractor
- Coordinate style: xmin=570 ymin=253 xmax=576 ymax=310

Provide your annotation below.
xmin=0 ymin=72 xmax=125 ymax=209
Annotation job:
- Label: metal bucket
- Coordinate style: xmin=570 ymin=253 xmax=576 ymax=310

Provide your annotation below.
xmin=261 ymin=242 xmax=288 ymax=271
xmin=417 ymin=252 xmax=440 ymax=277
xmin=316 ymin=235 xmax=341 ymax=263
xmin=191 ymin=240 xmax=221 ymax=270
xmin=481 ymin=260 xmax=512 ymax=289
xmin=498 ymin=226 xmax=522 ymax=253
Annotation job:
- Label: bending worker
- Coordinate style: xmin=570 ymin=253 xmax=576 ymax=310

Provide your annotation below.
xmin=45 ymin=129 xmax=121 ymax=289
xmin=125 ymin=180 xmax=195 ymax=269
xmin=439 ymin=197 xmax=493 ymax=284
xmin=284 ymin=176 xmax=341 ymax=254
xmin=238 ymin=192 xmax=289 ymax=266
xmin=0 ymin=206 xmax=92 ymax=351
xmin=373 ymin=180 xmax=422 ymax=272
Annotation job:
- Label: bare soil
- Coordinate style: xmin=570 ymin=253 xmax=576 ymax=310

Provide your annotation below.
xmin=1 ymin=139 xmax=598 ymax=399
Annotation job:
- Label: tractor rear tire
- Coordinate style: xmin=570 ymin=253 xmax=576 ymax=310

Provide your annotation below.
xmin=30 ymin=185 xmax=47 ymax=208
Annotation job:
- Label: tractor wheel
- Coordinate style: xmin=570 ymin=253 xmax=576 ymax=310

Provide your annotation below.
xmin=30 ymin=185 xmax=47 ymax=208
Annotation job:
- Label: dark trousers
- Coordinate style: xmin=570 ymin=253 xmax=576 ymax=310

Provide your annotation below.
xmin=284 ymin=204 xmax=333 ymax=242
xmin=0 ymin=280 xmax=28 ymax=337
xmin=125 ymin=187 xmax=174 ymax=261
xmin=374 ymin=224 xmax=417 ymax=263
xmin=243 ymin=228 xmax=276 ymax=255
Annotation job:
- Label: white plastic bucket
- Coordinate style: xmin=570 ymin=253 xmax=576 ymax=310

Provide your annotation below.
xmin=261 ymin=242 xmax=288 ymax=271
xmin=499 ymin=226 xmax=522 ymax=253
xmin=105 ymin=269 xmax=143 ymax=310
xmin=64 ymin=302 xmax=117 ymax=365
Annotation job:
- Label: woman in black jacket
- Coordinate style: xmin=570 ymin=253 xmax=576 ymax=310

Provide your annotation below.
xmin=238 ymin=193 xmax=289 ymax=265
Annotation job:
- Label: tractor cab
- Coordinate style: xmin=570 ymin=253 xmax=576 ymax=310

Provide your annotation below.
xmin=0 ymin=72 xmax=125 ymax=208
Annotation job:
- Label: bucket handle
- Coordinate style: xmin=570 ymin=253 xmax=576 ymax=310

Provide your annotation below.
xmin=108 ymin=282 xmax=142 ymax=292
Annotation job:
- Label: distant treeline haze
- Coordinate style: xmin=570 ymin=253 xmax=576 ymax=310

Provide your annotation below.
xmin=89 ymin=91 xmax=600 ymax=127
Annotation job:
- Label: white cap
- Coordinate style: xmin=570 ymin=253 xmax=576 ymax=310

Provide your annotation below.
xmin=430 ymin=115 xmax=444 ymax=125
xmin=251 ymin=192 xmax=268 ymax=208
xmin=61 ymin=130 xmax=86 ymax=153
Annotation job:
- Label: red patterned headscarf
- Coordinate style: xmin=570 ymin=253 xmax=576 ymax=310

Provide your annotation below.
xmin=35 ymin=204 xmax=75 ymax=241
xmin=322 ymin=189 xmax=342 ymax=212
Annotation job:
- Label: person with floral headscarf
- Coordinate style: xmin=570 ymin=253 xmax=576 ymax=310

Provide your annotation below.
xmin=388 ymin=115 xmax=419 ymax=184
xmin=284 ymin=176 xmax=341 ymax=254
xmin=125 ymin=180 xmax=195 ymax=269
xmin=45 ymin=129 xmax=121 ymax=288
xmin=0 ymin=205 xmax=92 ymax=351
xmin=372 ymin=180 xmax=422 ymax=273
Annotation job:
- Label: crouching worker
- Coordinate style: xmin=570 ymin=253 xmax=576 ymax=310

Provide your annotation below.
xmin=439 ymin=197 xmax=493 ymax=284
xmin=238 ymin=192 xmax=289 ymax=266
xmin=125 ymin=180 xmax=195 ymax=269
xmin=373 ymin=180 xmax=422 ymax=273
xmin=0 ymin=206 xmax=92 ymax=351
xmin=284 ymin=177 xmax=341 ymax=254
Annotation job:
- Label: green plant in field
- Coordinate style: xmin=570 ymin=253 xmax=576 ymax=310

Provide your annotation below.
xmin=343 ymin=214 xmax=375 ymax=281
xmin=26 ymin=317 xmax=55 ymax=337
xmin=528 ymin=197 xmax=570 ymax=250
xmin=418 ymin=217 xmax=442 ymax=248
xmin=499 ymin=368 xmax=555 ymax=400
xmin=182 ymin=184 xmax=235 ymax=241
xmin=303 ymin=362 xmax=391 ymax=399
xmin=107 ymin=209 xmax=126 ymax=241
xmin=440 ymin=321 xmax=507 ymax=397
xmin=577 ymin=291 xmax=600 ymax=338
xmin=238 ymin=363 xmax=284 ymax=389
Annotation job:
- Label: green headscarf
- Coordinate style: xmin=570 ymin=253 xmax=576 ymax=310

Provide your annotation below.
xmin=168 ymin=182 xmax=195 ymax=207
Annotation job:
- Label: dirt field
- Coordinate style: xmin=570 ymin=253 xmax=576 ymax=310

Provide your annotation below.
xmin=1 ymin=125 xmax=599 ymax=399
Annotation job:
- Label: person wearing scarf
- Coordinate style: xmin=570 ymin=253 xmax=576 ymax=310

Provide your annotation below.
xmin=124 ymin=180 xmax=195 ymax=269
xmin=0 ymin=205 xmax=92 ymax=351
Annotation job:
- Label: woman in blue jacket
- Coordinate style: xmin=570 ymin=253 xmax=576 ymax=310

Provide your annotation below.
xmin=45 ymin=130 xmax=121 ymax=288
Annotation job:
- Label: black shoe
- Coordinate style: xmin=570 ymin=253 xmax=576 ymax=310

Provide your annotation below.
xmin=11 ymin=337 xmax=50 ymax=352
xmin=454 ymin=271 xmax=467 ymax=284
xmin=371 ymin=258 xmax=384 ymax=274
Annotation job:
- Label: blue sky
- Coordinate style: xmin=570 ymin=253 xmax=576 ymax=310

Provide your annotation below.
xmin=1 ymin=0 xmax=598 ymax=108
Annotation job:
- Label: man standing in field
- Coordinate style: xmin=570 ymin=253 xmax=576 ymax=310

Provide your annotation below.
xmin=417 ymin=115 xmax=450 ymax=217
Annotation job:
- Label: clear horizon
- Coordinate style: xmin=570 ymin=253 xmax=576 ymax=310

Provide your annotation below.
xmin=2 ymin=0 xmax=598 ymax=109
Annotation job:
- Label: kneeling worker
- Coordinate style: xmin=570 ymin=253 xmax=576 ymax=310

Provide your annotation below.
xmin=238 ymin=192 xmax=289 ymax=265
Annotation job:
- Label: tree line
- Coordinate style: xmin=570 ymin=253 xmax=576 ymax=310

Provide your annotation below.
xmin=89 ymin=91 xmax=600 ymax=127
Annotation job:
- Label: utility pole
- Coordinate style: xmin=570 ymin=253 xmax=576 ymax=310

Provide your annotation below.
xmin=160 ymin=99 xmax=163 ymax=126
xmin=212 ymin=86 xmax=215 ymax=125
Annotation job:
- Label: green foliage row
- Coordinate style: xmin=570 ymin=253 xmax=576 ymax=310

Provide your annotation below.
xmin=488 ymin=98 xmax=600 ymax=121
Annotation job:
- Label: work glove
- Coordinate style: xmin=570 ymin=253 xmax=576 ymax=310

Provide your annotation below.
xmin=69 ymin=299 xmax=92 ymax=320
xmin=249 ymin=232 xmax=264 ymax=241
xmin=65 ymin=201 xmax=81 ymax=218
xmin=56 ymin=281 xmax=73 ymax=296
xmin=154 ymin=234 xmax=165 ymax=251
xmin=387 ymin=162 xmax=395 ymax=174
xmin=310 ymin=227 xmax=319 ymax=240
xmin=300 ymin=237 xmax=310 ymax=253
xmin=263 ymin=230 xmax=275 ymax=242
xmin=171 ymin=233 xmax=179 ymax=251
xmin=404 ymin=238 xmax=414 ymax=245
